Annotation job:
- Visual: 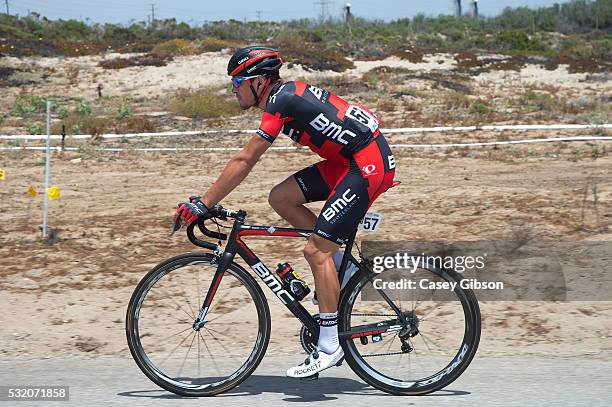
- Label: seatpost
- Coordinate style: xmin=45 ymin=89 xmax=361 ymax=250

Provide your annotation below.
xmin=337 ymin=229 xmax=357 ymax=287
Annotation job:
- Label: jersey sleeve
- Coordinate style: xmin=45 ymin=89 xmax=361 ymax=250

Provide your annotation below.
xmin=256 ymin=83 xmax=295 ymax=143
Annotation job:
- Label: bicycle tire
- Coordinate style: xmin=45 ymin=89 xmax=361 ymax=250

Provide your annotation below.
xmin=338 ymin=255 xmax=481 ymax=395
xmin=126 ymin=252 xmax=271 ymax=396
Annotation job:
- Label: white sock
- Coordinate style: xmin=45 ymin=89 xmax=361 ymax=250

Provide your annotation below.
xmin=317 ymin=312 xmax=339 ymax=354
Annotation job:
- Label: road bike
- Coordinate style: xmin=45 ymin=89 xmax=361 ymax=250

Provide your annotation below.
xmin=126 ymin=205 xmax=481 ymax=396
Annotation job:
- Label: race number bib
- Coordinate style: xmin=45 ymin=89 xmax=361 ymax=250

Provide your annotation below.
xmin=359 ymin=212 xmax=383 ymax=232
xmin=346 ymin=105 xmax=379 ymax=133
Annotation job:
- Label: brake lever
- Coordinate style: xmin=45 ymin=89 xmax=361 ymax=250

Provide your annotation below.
xmin=170 ymin=215 xmax=183 ymax=236
xmin=170 ymin=202 xmax=188 ymax=236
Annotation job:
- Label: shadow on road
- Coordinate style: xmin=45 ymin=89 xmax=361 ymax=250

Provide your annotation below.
xmin=118 ymin=375 xmax=470 ymax=401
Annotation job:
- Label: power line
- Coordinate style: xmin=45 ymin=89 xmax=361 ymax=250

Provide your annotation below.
xmin=314 ymin=0 xmax=332 ymax=22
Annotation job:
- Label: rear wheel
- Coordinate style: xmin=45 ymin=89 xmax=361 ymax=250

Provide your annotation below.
xmin=338 ymin=255 xmax=481 ymax=395
xmin=126 ymin=253 xmax=271 ymax=396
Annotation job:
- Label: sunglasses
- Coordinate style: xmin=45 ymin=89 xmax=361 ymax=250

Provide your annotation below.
xmin=231 ymin=75 xmax=259 ymax=88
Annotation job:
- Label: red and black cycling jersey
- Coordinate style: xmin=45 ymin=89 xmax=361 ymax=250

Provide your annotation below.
xmin=257 ymin=81 xmax=381 ymax=160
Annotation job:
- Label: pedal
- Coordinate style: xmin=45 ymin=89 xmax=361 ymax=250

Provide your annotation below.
xmin=300 ymin=373 xmax=319 ymax=381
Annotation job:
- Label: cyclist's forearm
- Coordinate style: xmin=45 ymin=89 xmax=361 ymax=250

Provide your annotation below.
xmin=201 ymin=156 xmax=255 ymax=207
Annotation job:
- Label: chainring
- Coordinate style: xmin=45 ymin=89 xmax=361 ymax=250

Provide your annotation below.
xmin=299 ymin=314 xmax=319 ymax=354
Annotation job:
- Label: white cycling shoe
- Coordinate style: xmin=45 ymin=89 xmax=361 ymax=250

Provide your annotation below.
xmin=286 ymin=346 xmax=344 ymax=379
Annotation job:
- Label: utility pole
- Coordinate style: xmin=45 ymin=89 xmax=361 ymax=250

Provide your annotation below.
xmin=150 ymin=3 xmax=155 ymax=22
xmin=343 ymin=3 xmax=352 ymax=24
xmin=256 ymin=10 xmax=262 ymax=21
xmin=471 ymin=0 xmax=478 ymax=18
xmin=314 ymin=0 xmax=331 ymax=23
xmin=454 ymin=0 xmax=462 ymax=17
xmin=4 ymin=0 xmax=9 ymax=15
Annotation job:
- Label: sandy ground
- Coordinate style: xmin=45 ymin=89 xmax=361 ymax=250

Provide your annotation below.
xmin=1 ymin=139 xmax=611 ymax=360
xmin=1 ymin=51 xmax=611 ymax=363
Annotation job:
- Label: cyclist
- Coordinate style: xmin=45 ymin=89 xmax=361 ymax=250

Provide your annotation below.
xmin=175 ymin=46 xmax=396 ymax=379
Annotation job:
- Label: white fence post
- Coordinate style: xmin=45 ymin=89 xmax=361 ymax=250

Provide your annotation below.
xmin=42 ymin=101 xmax=51 ymax=239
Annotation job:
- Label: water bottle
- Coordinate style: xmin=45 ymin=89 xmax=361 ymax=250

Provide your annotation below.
xmin=275 ymin=263 xmax=311 ymax=301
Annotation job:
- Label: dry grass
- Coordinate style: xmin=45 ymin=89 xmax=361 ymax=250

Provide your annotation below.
xmin=99 ymin=54 xmax=172 ymax=70
xmin=169 ymin=88 xmax=241 ymax=119
xmin=52 ymin=114 xmax=156 ymax=135
xmin=151 ymin=39 xmax=200 ymax=57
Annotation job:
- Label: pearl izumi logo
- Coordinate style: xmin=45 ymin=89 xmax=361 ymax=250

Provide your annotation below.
xmin=323 ymin=189 xmax=357 ymax=221
xmin=362 ymin=164 xmax=378 ymax=176
xmin=309 ymin=113 xmax=357 ymax=145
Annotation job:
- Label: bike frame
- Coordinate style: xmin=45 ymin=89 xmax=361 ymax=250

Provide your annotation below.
xmin=192 ymin=210 xmax=405 ymax=342
xmin=195 ymin=210 xmax=359 ymax=339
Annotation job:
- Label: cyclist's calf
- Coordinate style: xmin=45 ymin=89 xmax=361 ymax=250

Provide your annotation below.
xmin=304 ymin=235 xmax=340 ymax=313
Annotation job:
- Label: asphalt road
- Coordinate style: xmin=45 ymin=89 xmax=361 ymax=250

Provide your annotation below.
xmin=1 ymin=354 xmax=610 ymax=406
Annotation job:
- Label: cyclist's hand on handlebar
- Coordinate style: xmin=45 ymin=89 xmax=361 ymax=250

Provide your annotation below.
xmin=176 ymin=196 xmax=209 ymax=223
xmin=171 ymin=196 xmax=210 ymax=236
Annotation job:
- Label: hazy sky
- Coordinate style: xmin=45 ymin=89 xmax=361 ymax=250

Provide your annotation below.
xmin=9 ymin=0 xmax=566 ymax=24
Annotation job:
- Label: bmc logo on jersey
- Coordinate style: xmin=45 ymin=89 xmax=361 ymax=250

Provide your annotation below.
xmin=309 ymin=113 xmax=357 ymax=145
xmin=322 ymin=189 xmax=357 ymax=221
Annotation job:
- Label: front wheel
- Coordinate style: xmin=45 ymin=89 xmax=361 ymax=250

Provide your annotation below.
xmin=126 ymin=252 xmax=271 ymax=396
xmin=338 ymin=254 xmax=481 ymax=395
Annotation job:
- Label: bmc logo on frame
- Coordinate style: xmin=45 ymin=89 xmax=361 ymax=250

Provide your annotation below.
xmin=251 ymin=262 xmax=294 ymax=305
xmin=322 ymin=189 xmax=357 ymax=221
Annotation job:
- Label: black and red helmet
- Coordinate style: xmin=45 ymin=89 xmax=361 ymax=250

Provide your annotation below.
xmin=227 ymin=46 xmax=283 ymax=77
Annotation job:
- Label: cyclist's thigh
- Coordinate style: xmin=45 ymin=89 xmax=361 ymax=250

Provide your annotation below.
xmin=313 ymin=161 xmax=370 ymax=245
xmin=269 ymin=174 xmax=310 ymax=206
xmin=292 ymin=159 xmax=349 ymax=203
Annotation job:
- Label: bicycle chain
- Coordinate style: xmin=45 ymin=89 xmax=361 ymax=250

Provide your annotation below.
xmin=351 ymin=313 xmax=400 ymax=317
xmin=361 ymin=351 xmax=407 ymax=358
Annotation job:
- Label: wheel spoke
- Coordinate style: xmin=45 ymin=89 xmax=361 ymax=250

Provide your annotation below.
xmin=177 ymin=331 xmax=197 ymax=379
xmin=198 ymin=330 xmax=222 ymax=377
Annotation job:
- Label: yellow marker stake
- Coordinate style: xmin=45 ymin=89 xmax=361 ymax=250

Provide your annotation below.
xmin=0 ymin=168 xmax=5 ymax=180
xmin=47 ymin=186 xmax=60 ymax=200
xmin=27 ymin=185 xmax=37 ymax=198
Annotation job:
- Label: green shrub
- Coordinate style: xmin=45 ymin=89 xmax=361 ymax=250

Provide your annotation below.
xmin=520 ymin=91 xmax=559 ymax=112
xmin=170 ymin=89 xmax=241 ymax=119
xmin=117 ymin=102 xmax=130 ymax=119
xmin=494 ymin=30 xmax=548 ymax=52
xmin=196 ymin=37 xmax=240 ymax=52
xmin=12 ymin=94 xmax=47 ymax=117
xmin=443 ymin=91 xmax=471 ymax=109
xmin=75 ymin=101 xmax=92 ymax=116
xmin=151 ymin=39 xmax=199 ymax=57
xmin=56 ymin=105 xmax=70 ymax=118
xmin=53 ymin=114 xmax=155 ymax=135
xmin=469 ymin=100 xmax=493 ymax=114
xmin=25 ymin=122 xmax=45 ymax=134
